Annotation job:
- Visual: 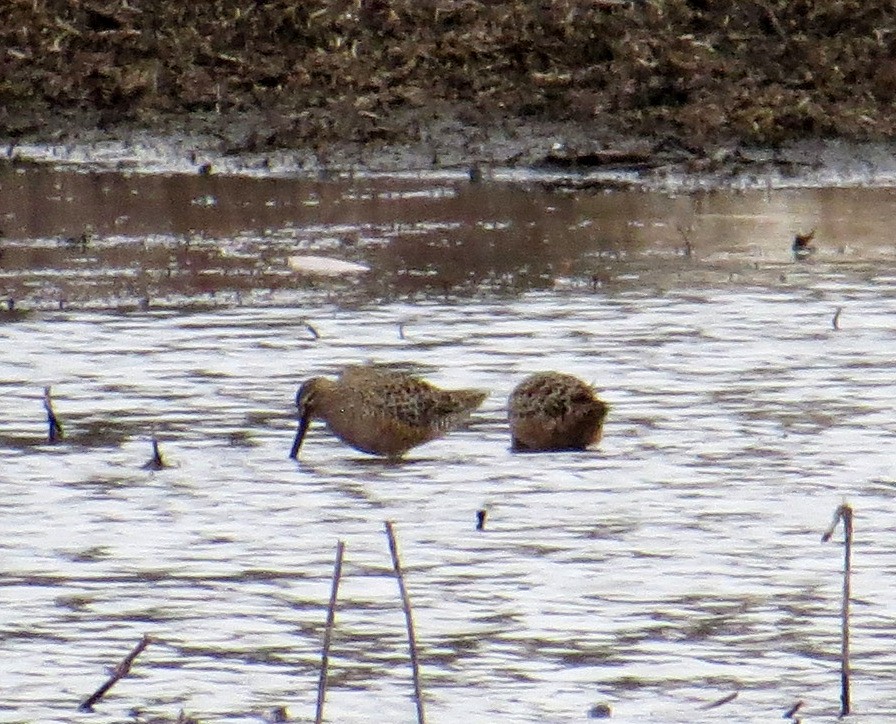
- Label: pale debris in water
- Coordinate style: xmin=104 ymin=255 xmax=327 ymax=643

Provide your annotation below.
xmin=287 ymin=255 xmax=370 ymax=277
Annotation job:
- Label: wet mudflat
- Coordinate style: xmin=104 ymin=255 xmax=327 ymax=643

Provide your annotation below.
xmin=1 ymin=165 xmax=895 ymax=723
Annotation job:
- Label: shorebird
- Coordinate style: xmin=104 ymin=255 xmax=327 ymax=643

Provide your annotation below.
xmin=508 ymin=372 xmax=608 ymax=452
xmin=289 ymin=365 xmax=488 ymax=459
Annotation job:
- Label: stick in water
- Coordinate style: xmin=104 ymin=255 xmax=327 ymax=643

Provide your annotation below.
xmin=142 ymin=437 xmax=165 ymax=470
xmin=384 ymin=521 xmax=426 ymax=724
xmin=832 ymin=306 xmax=843 ymax=330
xmin=315 ymin=540 xmax=345 ymax=724
xmin=43 ymin=386 xmax=63 ymax=442
xmin=783 ymin=700 xmax=804 ymax=719
xmin=700 ymin=691 xmax=738 ymax=710
xmin=822 ymin=503 xmax=853 ymax=717
xmin=79 ymin=634 xmax=152 ymax=712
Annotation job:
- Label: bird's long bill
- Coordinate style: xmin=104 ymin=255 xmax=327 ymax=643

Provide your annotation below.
xmin=289 ymin=412 xmax=310 ymax=459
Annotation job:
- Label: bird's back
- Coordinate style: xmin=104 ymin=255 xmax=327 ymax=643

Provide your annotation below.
xmin=324 ymin=366 xmax=487 ymax=456
xmin=509 ymin=372 xmax=607 ymax=451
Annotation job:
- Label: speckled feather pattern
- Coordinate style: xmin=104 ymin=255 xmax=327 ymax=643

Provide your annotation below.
xmin=297 ymin=365 xmax=487 ymax=457
xmin=508 ymin=372 xmax=608 ymax=452
xmin=337 ymin=366 xmax=485 ymax=430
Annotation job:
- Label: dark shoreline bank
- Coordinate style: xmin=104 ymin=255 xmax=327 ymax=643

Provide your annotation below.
xmin=3 ymin=1 xmax=896 ymax=189
xmin=8 ymin=117 xmax=896 ymax=193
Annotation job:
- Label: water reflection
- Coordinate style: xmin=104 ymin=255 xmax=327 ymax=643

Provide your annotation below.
xmin=1 ymin=164 xmax=895 ymax=312
xmin=0 ymin=167 xmax=895 ymax=723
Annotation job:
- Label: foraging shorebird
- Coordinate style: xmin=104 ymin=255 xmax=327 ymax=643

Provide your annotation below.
xmin=508 ymin=372 xmax=608 ymax=452
xmin=289 ymin=365 xmax=488 ymax=459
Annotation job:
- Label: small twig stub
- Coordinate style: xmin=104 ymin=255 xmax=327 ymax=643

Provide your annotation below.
xmin=43 ymin=386 xmax=64 ymax=442
xmin=700 ymin=691 xmax=738 ymax=710
xmin=79 ymin=635 xmax=152 ymax=712
xmin=783 ymin=699 xmax=804 ymax=718
xmin=143 ymin=437 xmax=166 ymax=470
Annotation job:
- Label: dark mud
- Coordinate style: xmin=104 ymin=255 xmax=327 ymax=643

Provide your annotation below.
xmin=3 ymin=2 xmax=896 ymax=183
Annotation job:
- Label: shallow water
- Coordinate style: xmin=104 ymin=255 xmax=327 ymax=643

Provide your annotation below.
xmin=1 ymin=165 xmax=895 ymax=723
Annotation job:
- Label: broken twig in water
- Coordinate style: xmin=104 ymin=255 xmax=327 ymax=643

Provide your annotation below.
xmin=384 ymin=521 xmax=426 ymax=724
xmin=676 ymin=224 xmax=694 ymax=257
xmin=143 ymin=437 xmax=165 ymax=470
xmin=303 ymin=321 xmax=320 ymax=340
xmin=79 ymin=634 xmax=152 ymax=712
xmin=476 ymin=509 xmax=487 ymax=531
xmin=832 ymin=306 xmax=842 ymax=330
xmin=822 ymin=503 xmax=853 ymax=717
xmin=700 ymin=691 xmax=738 ymax=709
xmin=315 ymin=540 xmax=345 ymax=724
xmin=783 ymin=699 xmax=804 ymax=719
xmin=43 ymin=386 xmax=63 ymax=442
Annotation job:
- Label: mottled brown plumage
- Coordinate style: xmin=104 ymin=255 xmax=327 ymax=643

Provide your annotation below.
xmin=508 ymin=372 xmax=608 ymax=452
xmin=289 ymin=365 xmax=488 ymax=459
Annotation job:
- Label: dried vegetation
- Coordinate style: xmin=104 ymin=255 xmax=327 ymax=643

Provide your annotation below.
xmin=2 ymin=0 xmax=896 ymax=149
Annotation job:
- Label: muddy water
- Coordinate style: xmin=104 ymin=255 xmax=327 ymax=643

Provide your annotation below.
xmin=1 ymin=165 xmax=895 ymax=723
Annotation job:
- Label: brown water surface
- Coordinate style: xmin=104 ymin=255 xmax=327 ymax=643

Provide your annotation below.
xmin=2 ymin=163 xmax=895 ymax=310
xmin=1 ymin=164 xmax=895 ymax=723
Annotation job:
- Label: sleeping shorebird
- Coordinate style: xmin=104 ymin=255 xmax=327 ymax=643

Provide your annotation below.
xmin=508 ymin=372 xmax=608 ymax=452
xmin=289 ymin=365 xmax=488 ymax=459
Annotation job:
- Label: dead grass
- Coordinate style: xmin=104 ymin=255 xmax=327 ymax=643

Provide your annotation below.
xmin=2 ymin=0 xmax=896 ymax=147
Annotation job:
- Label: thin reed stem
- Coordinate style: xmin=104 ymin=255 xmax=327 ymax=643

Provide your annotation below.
xmin=315 ymin=540 xmax=345 ymax=724
xmin=78 ymin=634 xmax=152 ymax=711
xmin=384 ymin=521 xmax=426 ymax=724
xmin=822 ymin=503 xmax=852 ymax=717
xmin=832 ymin=306 xmax=843 ymax=330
